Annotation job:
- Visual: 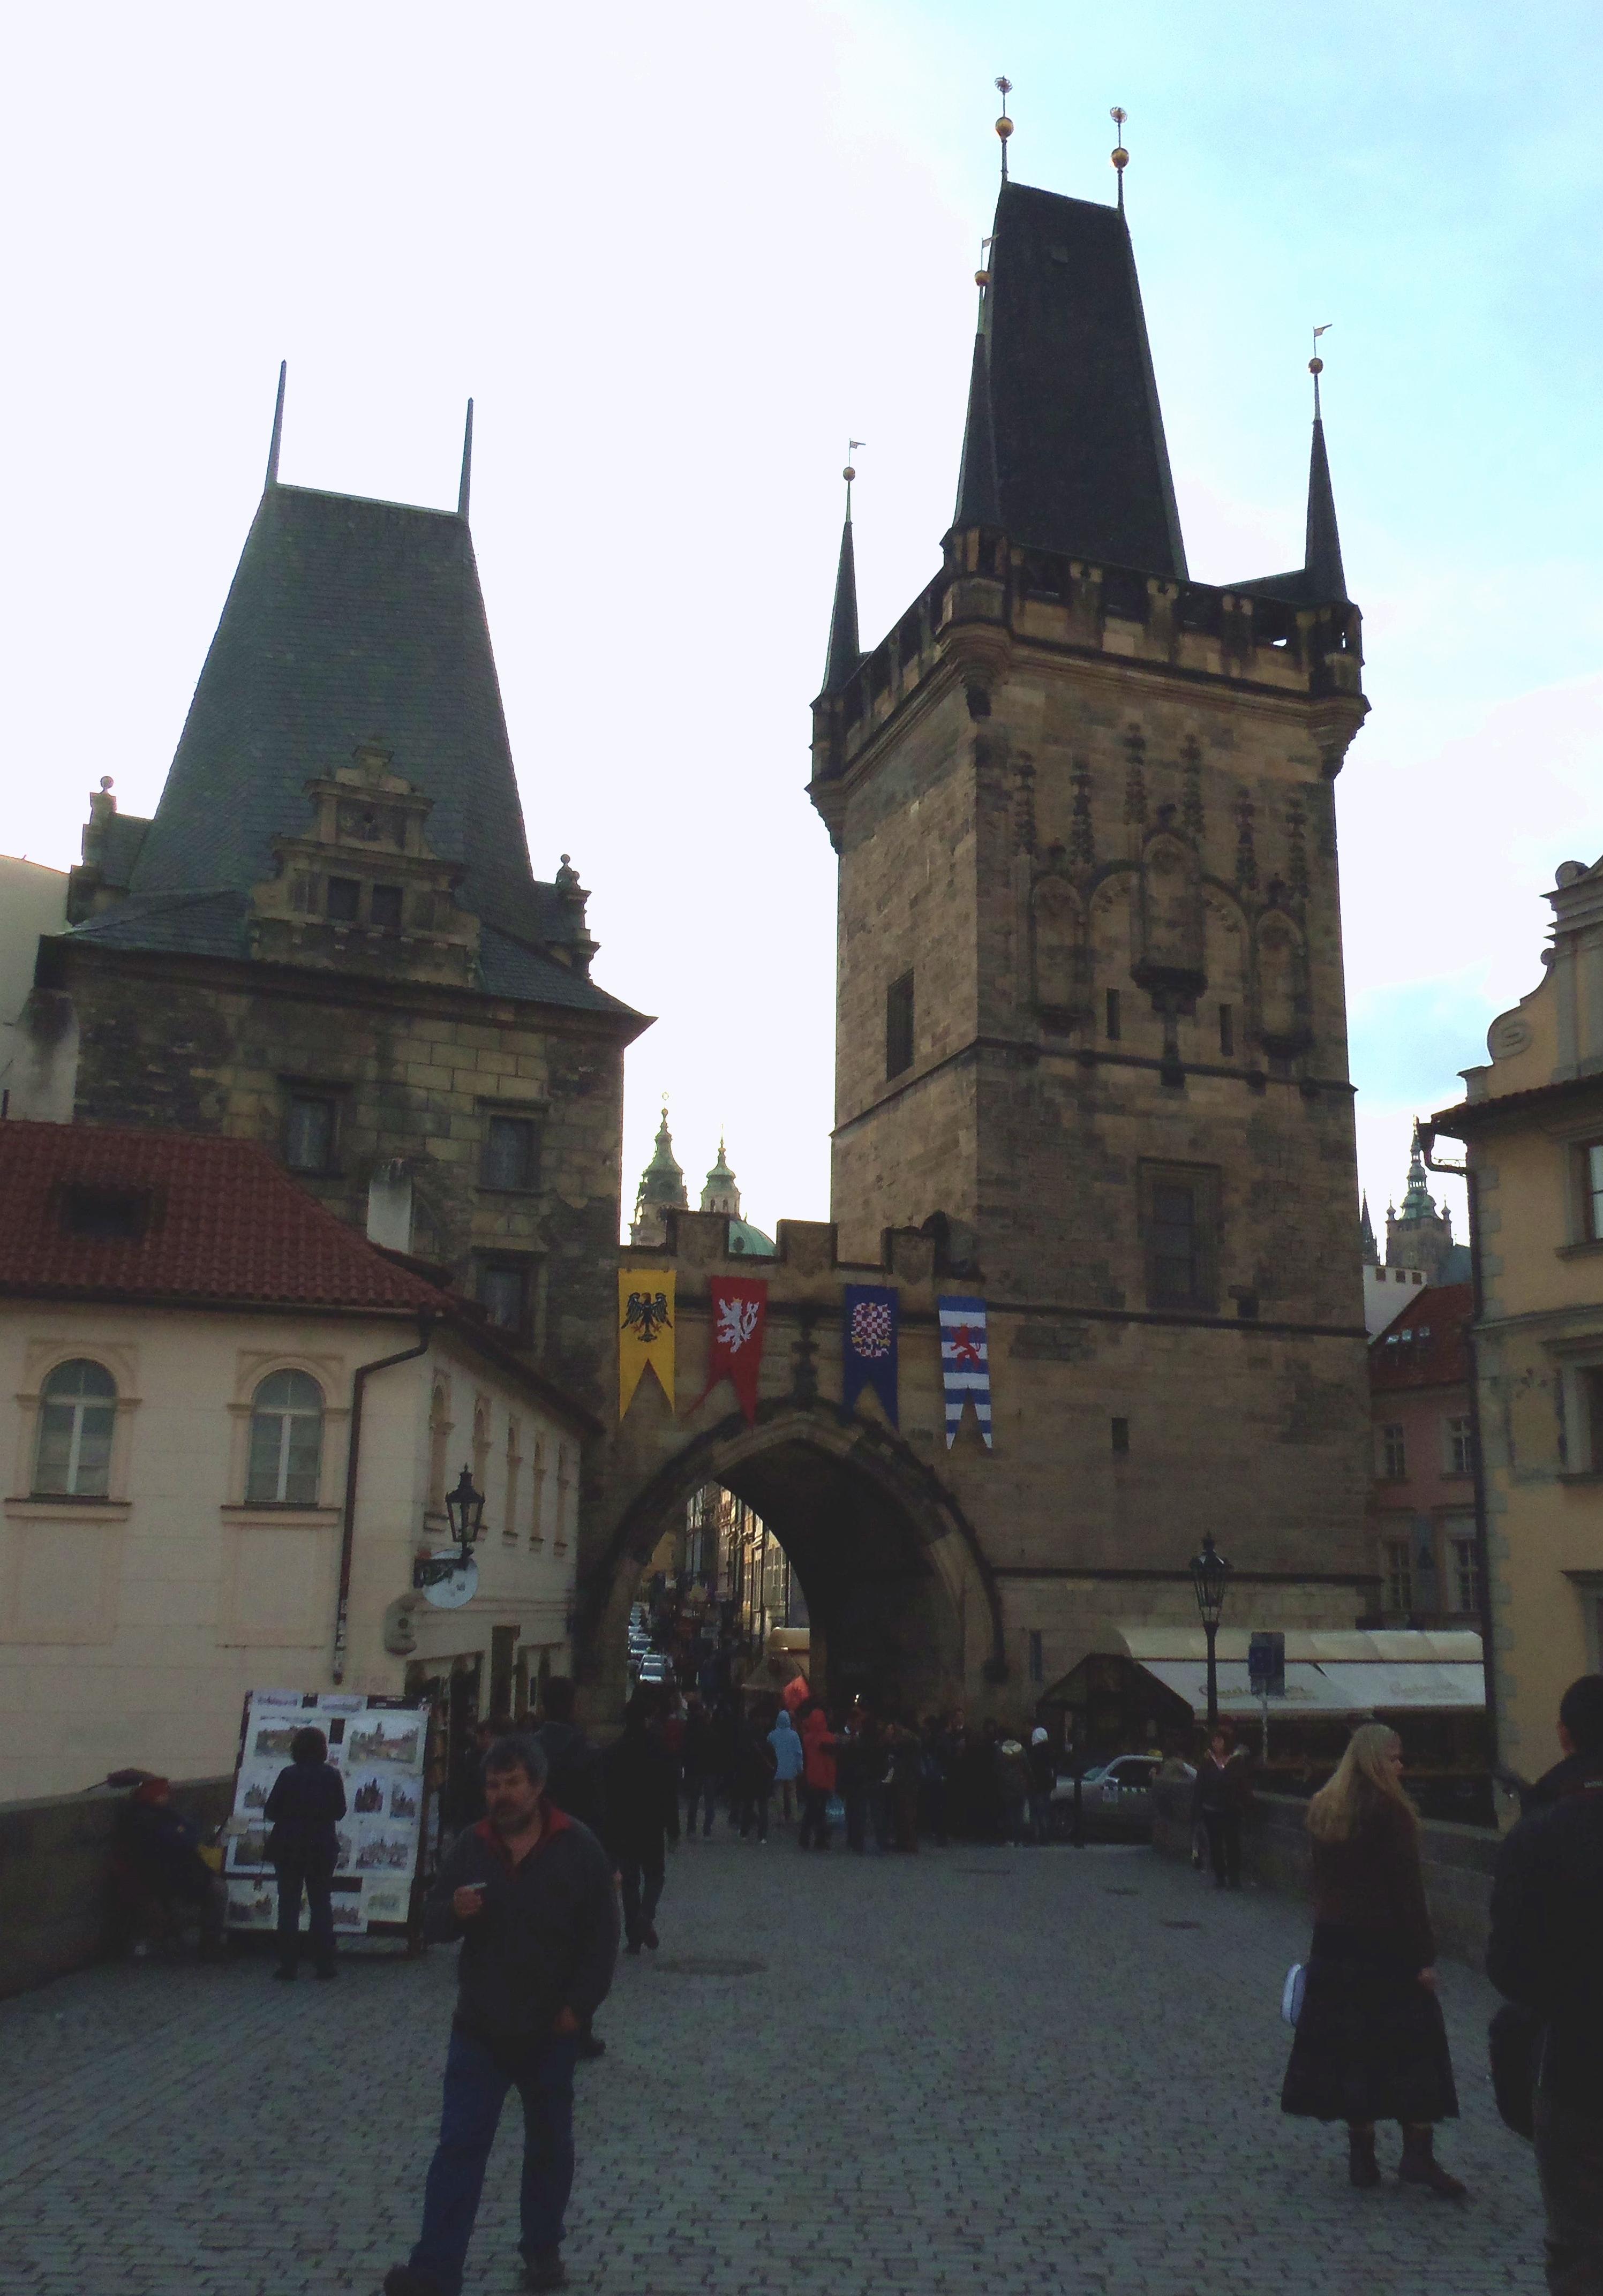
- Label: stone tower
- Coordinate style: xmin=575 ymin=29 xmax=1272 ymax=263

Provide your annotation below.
xmin=630 ymin=1104 xmax=689 ymax=1246
xmin=22 ymin=399 xmax=648 ymax=1406
xmin=808 ymin=167 xmax=1373 ymax=1588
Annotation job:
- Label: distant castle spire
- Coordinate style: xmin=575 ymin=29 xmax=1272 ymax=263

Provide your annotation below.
xmin=265 ymin=360 xmax=287 ymax=488
xmin=1303 ymin=334 xmax=1347 ymax=601
xmin=630 ymin=1101 xmax=689 ymax=1247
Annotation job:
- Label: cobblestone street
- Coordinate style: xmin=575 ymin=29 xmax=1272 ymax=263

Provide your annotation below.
xmin=1 ymin=1832 xmax=1545 ymax=2296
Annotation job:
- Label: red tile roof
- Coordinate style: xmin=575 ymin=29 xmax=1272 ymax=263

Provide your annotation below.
xmin=1368 ymin=1280 xmax=1472 ymax=1394
xmin=0 ymin=1121 xmax=449 ymax=1313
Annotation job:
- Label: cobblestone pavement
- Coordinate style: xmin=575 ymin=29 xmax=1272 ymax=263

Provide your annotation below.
xmin=1 ymin=1830 xmax=1547 ymax=2296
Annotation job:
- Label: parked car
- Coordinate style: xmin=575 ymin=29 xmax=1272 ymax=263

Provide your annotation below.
xmin=636 ymin=1652 xmax=675 ymax=1688
xmin=1049 ymin=1753 xmax=1163 ymax=1838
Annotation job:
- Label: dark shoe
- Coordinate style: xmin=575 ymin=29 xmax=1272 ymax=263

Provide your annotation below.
xmin=642 ymin=1923 xmax=659 ymax=1950
xmin=272 ymin=1966 xmax=297 ymax=1982
xmin=626 ymin=1938 xmax=642 ymax=1957
xmin=383 ymin=2268 xmax=445 ymax=2296
xmin=523 ymin=2249 xmax=567 ymax=2292
xmin=1347 ymin=2126 xmax=1380 ymax=2188
xmin=1398 ymin=2127 xmax=1467 ymax=2199
xmin=576 ymin=2032 xmax=606 ymax=2060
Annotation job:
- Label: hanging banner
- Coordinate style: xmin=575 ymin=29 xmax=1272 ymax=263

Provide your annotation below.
xmin=938 ymin=1295 xmax=993 ymax=1449
xmin=619 ymin=1268 xmax=676 ymax=1419
xmin=842 ymin=1283 xmax=899 ymax=1426
xmin=697 ymin=1275 xmax=768 ymax=1424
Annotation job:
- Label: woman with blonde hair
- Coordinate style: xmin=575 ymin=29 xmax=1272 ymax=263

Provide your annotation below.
xmin=1281 ymin=1722 xmax=1466 ymax=2196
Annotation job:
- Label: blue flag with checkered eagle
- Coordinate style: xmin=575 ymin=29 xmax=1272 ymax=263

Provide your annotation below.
xmin=842 ymin=1283 xmax=898 ymax=1426
xmin=938 ymin=1295 xmax=992 ymax=1449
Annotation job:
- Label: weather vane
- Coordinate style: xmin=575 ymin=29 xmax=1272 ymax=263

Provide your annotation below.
xmin=975 ymin=233 xmax=995 ymax=289
xmin=1310 ymin=322 xmax=1332 ymax=416
xmin=995 ymin=77 xmax=1013 ymax=180
xmin=1110 ymin=107 xmax=1129 ymax=212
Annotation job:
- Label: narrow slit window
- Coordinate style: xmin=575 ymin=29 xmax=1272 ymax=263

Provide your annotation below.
xmin=1218 ymin=1003 xmax=1235 ymax=1058
xmin=1105 ymin=988 xmax=1121 ymax=1042
xmin=886 ymin=971 xmax=915 ymax=1079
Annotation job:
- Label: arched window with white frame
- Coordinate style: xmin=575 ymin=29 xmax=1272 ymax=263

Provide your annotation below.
xmin=247 ymin=1371 xmax=325 ymax=1504
xmin=33 ymin=1359 xmax=117 ymax=1497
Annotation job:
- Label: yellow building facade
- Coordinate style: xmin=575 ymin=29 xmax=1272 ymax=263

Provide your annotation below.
xmin=1428 ymin=852 xmax=1603 ymax=1780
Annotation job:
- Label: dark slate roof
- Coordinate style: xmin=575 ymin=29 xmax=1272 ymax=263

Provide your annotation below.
xmin=126 ymin=483 xmax=545 ymax=944
xmin=477 ymin=927 xmax=641 ymax=1017
xmin=59 ymin=894 xmax=639 ymax=1020
xmin=64 ymin=890 xmax=252 ymax=958
xmin=822 ymin=515 xmax=862 ymax=694
xmin=1369 ymin=1283 xmax=1471 ymax=1394
xmin=957 ymin=181 xmax=1186 ymax=577
xmin=94 ymin=812 xmax=152 ymax=889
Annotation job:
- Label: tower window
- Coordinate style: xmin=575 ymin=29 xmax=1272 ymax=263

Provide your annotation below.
xmin=1028 ymin=1630 xmax=1044 ymax=1684
xmin=327 ymin=877 xmax=361 ymax=922
xmin=1384 ymin=1537 xmax=1413 ymax=1615
xmin=1105 ymin=989 xmax=1122 ymax=1042
xmin=1111 ymin=1416 xmax=1130 ymax=1455
xmin=481 ymin=1115 xmax=539 ymax=1192
xmin=476 ymin=1259 xmax=529 ymax=1335
xmin=886 ymin=971 xmax=914 ymax=1079
xmin=1140 ymin=1162 xmax=1218 ymax=1312
xmin=1581 ymin=1142 xmax=1603 ymax=1240
xmin=1379 ymin=1423 xmax=1406 ymax=1481
xmin=285 ymin=1094 xmax=337 ymax=1174
xmin=370 ymin=883 xmax=404 ymax=930
xmin=1218 ymin=1003 xmax=1235 ymax=1058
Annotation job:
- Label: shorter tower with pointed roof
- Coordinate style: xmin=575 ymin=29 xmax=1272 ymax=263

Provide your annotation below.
xmin=16 ymin=376 xmax=649 ymax=1413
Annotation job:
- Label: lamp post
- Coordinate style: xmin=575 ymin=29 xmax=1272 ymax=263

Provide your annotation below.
xmin=1190 ymin=1534 xmax=1233 ymax=1731
xmin=445 ymin=1464 xmax=485 ymax=1564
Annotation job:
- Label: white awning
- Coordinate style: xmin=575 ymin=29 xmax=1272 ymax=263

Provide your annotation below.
xmin=1313 ymin=1662 xmax=1486 ymax=1712
xmin=1137 ymin=1658 xmax=1485 ymax=1719
xmin=1139 ymin=1661 xmax=1354 ymax=1716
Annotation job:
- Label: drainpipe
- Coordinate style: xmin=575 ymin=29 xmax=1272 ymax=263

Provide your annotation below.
xmin=1417 ymin=1126 xmax=1499 ymax=1768
xmin=332 ymin=1311 xmax=435 ymax=1685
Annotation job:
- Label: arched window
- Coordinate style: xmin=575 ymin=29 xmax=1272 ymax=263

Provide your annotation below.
xmin=34 ymin=1359 xmax=117 ymax=1496
xmin=247 ymin=1371 xmax=325 ymax=1504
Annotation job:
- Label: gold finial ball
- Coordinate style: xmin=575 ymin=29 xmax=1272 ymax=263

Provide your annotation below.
xmin=995 ymin=114 xmax=1013 ymax=139
xmin=974 ymin=268 xmax=991 ymax=287
xmin=1111 ymin=146 xmax=1129 ymax=169
xmin=842 ymin=465 xmax=855 ymax=484
xmin=1309 ymin=356 xmax=1324 ymax=375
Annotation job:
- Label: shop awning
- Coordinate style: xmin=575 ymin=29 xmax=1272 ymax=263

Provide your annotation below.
xmin=1139 ymin=1660 xmax=1356 ymax=1716
xmin=1313 ymin=1662 xmax=1486 ymax=1712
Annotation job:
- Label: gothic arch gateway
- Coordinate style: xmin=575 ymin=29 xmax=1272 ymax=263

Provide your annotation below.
xmin=580 ymin=1376 xmax=1006 ymax=1724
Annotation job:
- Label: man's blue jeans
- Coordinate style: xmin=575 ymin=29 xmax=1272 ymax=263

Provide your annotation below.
xmin=409 ymin=2027 xmax=578 ymax=2293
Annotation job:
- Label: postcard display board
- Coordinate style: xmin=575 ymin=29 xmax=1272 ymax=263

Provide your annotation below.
xmin=225 ymin=1690 xmax=432 ymax=1943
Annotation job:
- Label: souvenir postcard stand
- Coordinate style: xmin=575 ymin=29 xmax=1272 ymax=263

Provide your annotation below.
xmin=223 ymin=1689 xmax=437 ymax=1950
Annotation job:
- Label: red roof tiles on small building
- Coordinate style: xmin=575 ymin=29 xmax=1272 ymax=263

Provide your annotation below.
xmin=0 ymin=1121 xmax=449 ymax=1313
xmin=1368 ymin=1281 xmax=1472 ymax=1394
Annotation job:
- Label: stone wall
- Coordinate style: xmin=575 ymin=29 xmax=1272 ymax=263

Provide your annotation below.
xmin=1150 ymin=1778 xmax=1501 ymax=1969
xmin=0 ymin=1776 xmax=232 ymax=1998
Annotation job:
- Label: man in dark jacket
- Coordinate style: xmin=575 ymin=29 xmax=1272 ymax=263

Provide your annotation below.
xmin=385 ymin=1733 xmax=618 ymax=2296
xmin=112 ymin=1778 xmax=227 ymax=1957
xmin=264 ymin=1726 xmax=346 ymax=1979
xmin=1488 ymin=1674 xmax=1603 ymax=2296
xmin=602 ymin=1695 xmax=677 ymax=1950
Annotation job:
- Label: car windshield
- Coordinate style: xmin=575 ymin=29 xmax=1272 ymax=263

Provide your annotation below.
xmin=1081 ymin=1764 xmax=1108 ymax=1783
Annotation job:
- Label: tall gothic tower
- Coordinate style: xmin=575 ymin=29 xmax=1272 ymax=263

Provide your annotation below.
xmin=810 ymin=163 xmax=1371 ymax=1576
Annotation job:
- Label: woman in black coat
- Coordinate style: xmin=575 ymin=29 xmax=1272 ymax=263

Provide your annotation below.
xmin=1281 ymin=1723 xmax=1465 ymax=2196
xmin=264 ymin=1726 xmax=346 ymax=1981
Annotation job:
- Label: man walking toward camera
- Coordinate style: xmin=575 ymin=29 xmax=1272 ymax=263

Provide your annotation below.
xmin=385 ymin=1734 xmax=618 ymax=2296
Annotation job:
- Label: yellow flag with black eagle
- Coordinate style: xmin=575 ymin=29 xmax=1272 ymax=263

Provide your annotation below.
xmin=618 ymin=1269 xmax=676 ymax=1419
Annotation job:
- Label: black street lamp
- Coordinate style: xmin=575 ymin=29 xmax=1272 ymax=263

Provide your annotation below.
xmin=445 ymin=1464 xmax=486 ymax=1562
xmin=1190 ymin=1534 xmax=1233 ymax=1731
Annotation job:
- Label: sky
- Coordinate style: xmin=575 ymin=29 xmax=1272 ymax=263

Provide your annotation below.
xmin=4 ymin=1 xmax=1602 ymax=1246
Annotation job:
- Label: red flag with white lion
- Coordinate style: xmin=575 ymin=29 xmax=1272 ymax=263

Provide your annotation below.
xmin=697 ymin=1276 xmax=768 ymax=1424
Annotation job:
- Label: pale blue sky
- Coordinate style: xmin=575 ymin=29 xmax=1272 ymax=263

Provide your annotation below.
xmin=3 ymin=1 xmax=1600 ymax=1241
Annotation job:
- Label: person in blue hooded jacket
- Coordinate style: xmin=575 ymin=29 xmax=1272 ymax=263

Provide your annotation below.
xmin=767 ymin=1708 xmax=804 ymax=1828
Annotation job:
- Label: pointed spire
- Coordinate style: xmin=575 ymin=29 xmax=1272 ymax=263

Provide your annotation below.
xmin=1360 ymin=1194 xmax=1379 ymax=1266
xmin=1304 ymin=336 xmax=1346 ymax=600
xmin=822 ymin=454 xmax=863 ymax=694
xmin=953 ymin=313 xmax=1001 ymax=530
xmin=265 ymin=361 xmax=287 ymax=489
xmin=457 ymin=398 xmax=473 ymax=520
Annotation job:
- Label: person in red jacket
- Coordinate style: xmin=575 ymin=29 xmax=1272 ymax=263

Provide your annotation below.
xmin=797 ymin=1700 xmax=838 ymax=1851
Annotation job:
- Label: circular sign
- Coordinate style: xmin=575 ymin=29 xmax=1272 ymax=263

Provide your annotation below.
xmin=420 ymin=1550 xmax=478 ymax=1610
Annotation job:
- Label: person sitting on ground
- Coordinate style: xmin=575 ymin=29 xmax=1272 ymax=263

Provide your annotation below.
xmin=602 ymin=1694 xmax=678 ymax=1954
xmin=385 ymin=1733 xmax=618 ymax=2296
xmin=111 ymin=1777 xmax=228 ymax=1959
xmin=1488 ymin=1673 xmax=1603 ymax=2294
